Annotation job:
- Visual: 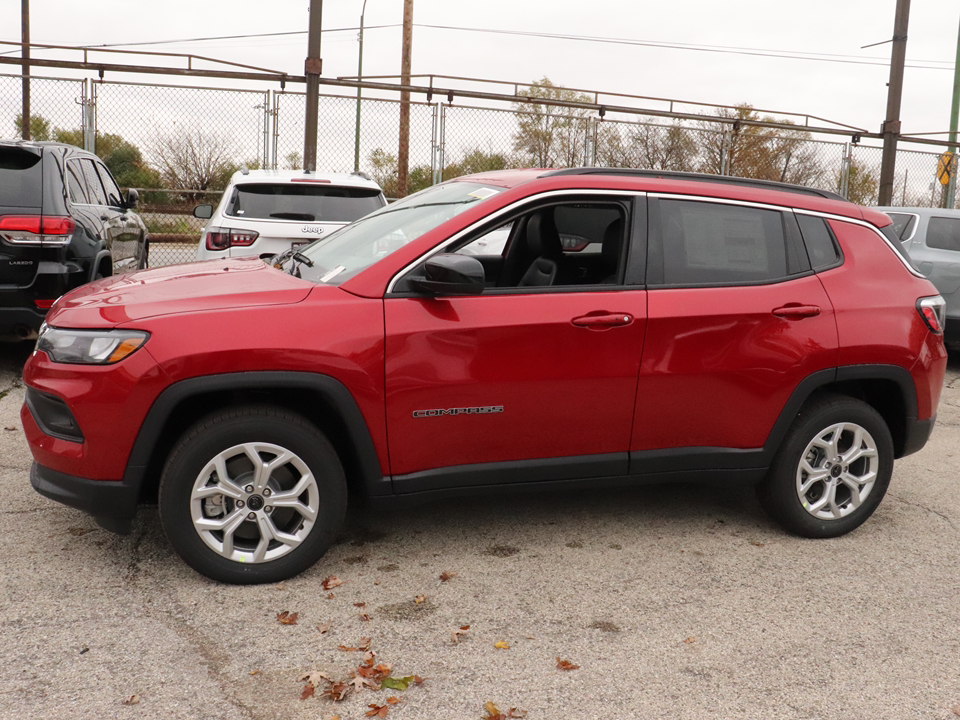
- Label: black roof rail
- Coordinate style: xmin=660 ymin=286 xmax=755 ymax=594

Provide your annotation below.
xmin=543 ymin=167 xmax=847 ymax=202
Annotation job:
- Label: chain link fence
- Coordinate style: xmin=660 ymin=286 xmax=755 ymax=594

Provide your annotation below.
xmin=4 ymin=72 xmax=960 ymax=269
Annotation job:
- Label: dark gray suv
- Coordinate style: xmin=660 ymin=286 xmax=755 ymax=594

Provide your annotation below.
xmin=0 ymin=140 xmax=148 ymax=342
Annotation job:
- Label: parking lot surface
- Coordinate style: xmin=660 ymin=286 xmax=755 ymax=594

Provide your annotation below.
xmin=1 ymin=343 xmax=959 ymax=720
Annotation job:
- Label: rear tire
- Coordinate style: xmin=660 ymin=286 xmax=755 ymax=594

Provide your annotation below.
xmin=159 ymin=406 xmax=347 ymax=584
xmin=757 ymin=394 xmax=893 ymax=538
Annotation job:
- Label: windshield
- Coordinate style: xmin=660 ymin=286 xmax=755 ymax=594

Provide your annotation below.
xmin=289 ymin=181 xmax=502 ymax=285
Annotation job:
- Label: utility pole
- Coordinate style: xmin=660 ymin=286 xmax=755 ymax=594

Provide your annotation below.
xmin=21 ymin=0 xmax=30 ymax=140
xmin=878 ymin=0 xmax=910 ymax=206
xmin=397 ymin=0 xmax=413 ymax=196
xmin=303 ymin=0 xmax=323 ymax=173
xmin=354 ymin=0 xmax=369 ymax=173
xmin=946 ymin=12 xmax=960 ymax=209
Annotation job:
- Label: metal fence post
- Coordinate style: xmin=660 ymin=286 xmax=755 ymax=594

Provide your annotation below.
xmin=261 ymin=90 xmax=272 ymax=169
xmin=720 ymin=130 xmax=731 ymax=176
xmin=584 ymin=117 xmax=597 ymax=167
xmin=82 ymin=79 xmax=96 ymax=154
xmin=839 ymin=142 xmax=852 ymax=199
xmin=431 ymin=103 xmax=446 ymax=186
xmin=272 ymin=91 xmax=281 ymax=169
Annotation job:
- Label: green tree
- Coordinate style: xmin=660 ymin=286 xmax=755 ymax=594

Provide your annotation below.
xmin=14 ymin=113 xmax=52 ymax=141
xmin=368 ymin=148 xmax=399 ymax=198
xmin=512 ymin=77 xmax=593 ymax=167
xmin=839 ymin=160 xmax=879 ymax=206
xmin=442 ymin=148 xmax=510 ymax=180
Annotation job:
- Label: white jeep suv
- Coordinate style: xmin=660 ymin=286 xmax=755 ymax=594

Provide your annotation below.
xmin=194 ymin=169 xmax=386 ymax=261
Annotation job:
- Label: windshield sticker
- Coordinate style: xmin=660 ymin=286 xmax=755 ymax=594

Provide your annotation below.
xmin=320 ymin=265 xmax=346 ymax=282
xmin=467 ymin=188 xmax=499 ymax=200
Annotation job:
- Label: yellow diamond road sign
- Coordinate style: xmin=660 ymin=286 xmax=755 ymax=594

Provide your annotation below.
xmin=938 ymin=151 xmax=954 ymax=186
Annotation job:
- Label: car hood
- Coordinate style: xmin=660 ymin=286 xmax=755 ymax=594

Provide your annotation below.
xmin=47 ymin=256 xmax=314 ymax=326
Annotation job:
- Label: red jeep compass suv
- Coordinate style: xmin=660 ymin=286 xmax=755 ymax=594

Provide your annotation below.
xmin=21 ymin=169 xmax=948 ymax=584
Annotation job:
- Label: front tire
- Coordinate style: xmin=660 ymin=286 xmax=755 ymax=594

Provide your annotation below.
xmin=758 ymin=394 xmax=893 ymax=538
xmin=159 ymin=406 xmax=347 ymax=584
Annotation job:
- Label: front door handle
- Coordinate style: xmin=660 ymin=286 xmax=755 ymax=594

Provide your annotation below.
xmin=572 ymin=313 xmax=634 ymax=329
xmin=772 ymin=304 xmax=821 ymax=319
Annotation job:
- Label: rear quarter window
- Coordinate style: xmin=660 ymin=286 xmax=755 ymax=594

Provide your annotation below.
xmin=0 ymin=147 xmax=42 ymax=208
xmin=227 ymin=184 xmax=384 ymax=222
xmin=796 ymin=214 xmax=841 ymax=270
xmin=926 ymin=217 xmax=960 ymax=252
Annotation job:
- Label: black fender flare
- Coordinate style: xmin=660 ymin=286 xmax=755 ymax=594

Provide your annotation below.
xmin=121 ymin=371 xmax=389 ymax=503
xmin=89 ymin=250 xmax=112 ymax=282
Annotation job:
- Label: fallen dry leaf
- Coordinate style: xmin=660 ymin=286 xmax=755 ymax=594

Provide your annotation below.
xmin=299 ymin=670 xmax=331 ymax=686
xmin=452 ymin=625 xmax=471 ymax=643
xmin=322 ymin=575 xmax=345 ymax=590
xmin=350 ymin=674 xmax=379 ymax=692
xmin=276 ymin=611 xmax=299 ymax=625
xmin=122 ymin=694 xmax=141 ymax=706
xmin=684 ymin=636 xmax=697 ymax=644
xmin=340 ymin=637 xmax=372 ymax=652
xmin=315 ymin=623 xmax=331 ymax=635
xmin=439 ymin=571 xmax=458 ymax=582
xmin=494 ymin=641 xmax=510 ymax=650
xmin=507 ymin=710 xmax=527 ymax=718
xmin=321 ymin=680 xmax=352 ymax=702
xmin=355 ymin=602 xmax=366 ymax=608
xmin=387 ymin=696 xmax=401 ymax=704
xmin=750 ymin=541 xmax=765 ymax=547
xmin=327 ymin=593 xmax=336 ymax=599
xmin=366 ymin=704 xmax=390 ymax=718
xmin=301 ymin=684 xmax=316 ymax=700
xmin=362 ymin=650 xmax=377 ymax=665
xmin=556 ymin=657 xmax=580 ymax=671
xmin=381 ymin=675 xmax=419 ymax=691
xmin=359 ymin=613 xmax=371 ymax=622
xmin=4 ymin=426 xmax=16 ymax=432
xmin=485 ymin=701 xmax=525 ymax=719
xmin=250 ymin=669 xmax=260 ymax=676
xmin=414 ymin=595 xmax=426 ymax=604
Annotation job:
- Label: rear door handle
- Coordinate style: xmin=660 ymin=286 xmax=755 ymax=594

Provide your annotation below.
xmin=572 ymin=313 xmax=633 ymax=329
xmin=772 ymin=304 xmax=821 ymax=319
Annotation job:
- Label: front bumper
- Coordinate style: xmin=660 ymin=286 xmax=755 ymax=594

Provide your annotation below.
xmin=30 ymin=462 xmax=138 ymax=534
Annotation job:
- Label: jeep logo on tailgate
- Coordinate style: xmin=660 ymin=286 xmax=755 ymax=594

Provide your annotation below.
xmin=301 ymin=226 xmax=323 ymax=234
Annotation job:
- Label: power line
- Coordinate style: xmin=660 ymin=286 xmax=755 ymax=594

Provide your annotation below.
xmin=2 ymin=22 xmax=955 ymax=70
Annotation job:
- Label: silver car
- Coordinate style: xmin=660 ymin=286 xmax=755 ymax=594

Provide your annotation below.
xmin=876 ymin=206 xmax=960 ymax=348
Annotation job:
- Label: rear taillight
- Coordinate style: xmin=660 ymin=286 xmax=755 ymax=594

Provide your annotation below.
xmin=917 ymin=295 xmax=946 ymax=334
xmin=0 ymin=215 xmax=76 ymax=246
xmin=205 ymin=227 xmax=259 ymax=251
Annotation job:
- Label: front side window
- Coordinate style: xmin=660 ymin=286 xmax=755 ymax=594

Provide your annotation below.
xmin=227 ymin=183 xmax=384 ymax=223
xmin=290 ymin=181 xmax=503 ymax=285
xmin=655 ymin=199 xmax=794 ymax=285
xmin=94 ymin=162 xmax=123 ymax=206
xmin=926 ymin=217 xmax=960 ymax=252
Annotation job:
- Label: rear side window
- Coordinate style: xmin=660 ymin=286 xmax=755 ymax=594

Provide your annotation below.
xmin=886 ymin=212 xmax=918 ymax=242
xmin=66 ymin=160 xmax=88 ymax=204
xmin=655 ymin=199 xmax=792 ymax=285
xmin=80 ymin=159 xmax=108 ymax=205
xmin=0 ymin=147 xmax=42 ymax=208
xmin=926 ymin=217 xmax=960 ymax=252
xmin=227 ymin=184 xmax=384 ymax=222
xmin=796 ymin=214 xmax=841 ymax=270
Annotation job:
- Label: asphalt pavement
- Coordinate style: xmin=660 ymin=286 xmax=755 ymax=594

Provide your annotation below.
xmin=1 ymin=343 xmax=959 ymax=720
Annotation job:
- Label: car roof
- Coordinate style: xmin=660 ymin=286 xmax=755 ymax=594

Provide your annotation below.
xmin=227 ymin=168 xmax=383 ymax=190
xmin=449 ymin=167 xmax=870 ymax=222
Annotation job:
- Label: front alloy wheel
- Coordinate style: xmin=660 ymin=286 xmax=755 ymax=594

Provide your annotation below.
xmin=160 ymin=407 xmax=347 ymax=584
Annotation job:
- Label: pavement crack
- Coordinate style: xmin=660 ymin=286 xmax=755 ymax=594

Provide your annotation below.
xmin=890 ymin=493 xmax=960 ymax=533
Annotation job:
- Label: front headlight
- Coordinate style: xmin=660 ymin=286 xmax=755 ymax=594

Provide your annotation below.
xmin=36 ymin=326 xmax=150 ymax=364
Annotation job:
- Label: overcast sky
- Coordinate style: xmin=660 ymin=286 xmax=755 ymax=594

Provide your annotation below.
xmin=1 ymin=0 xmax=958 ymax=145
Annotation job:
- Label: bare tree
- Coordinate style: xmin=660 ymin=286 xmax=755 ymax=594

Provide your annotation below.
xmin=152 ymin=131 xmax=239 ymax=193
xmin=512 ymin=77 xmax=592 ymax=167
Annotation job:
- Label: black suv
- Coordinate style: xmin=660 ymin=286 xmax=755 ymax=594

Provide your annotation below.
xmin=0 ymin=140 xmax=148 ymax=341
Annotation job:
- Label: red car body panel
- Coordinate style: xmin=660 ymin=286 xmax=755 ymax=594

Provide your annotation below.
xmin=384 ymin=290 xmax=646 ymax=476
xmin=635 ymin=275 xmax=839 ymax=451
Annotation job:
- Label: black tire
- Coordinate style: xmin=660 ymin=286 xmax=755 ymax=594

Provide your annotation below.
xmin=159 ymin=406 xmax=347 ymax=584
xmin=757 ymin=394 xmax=894 ymax=538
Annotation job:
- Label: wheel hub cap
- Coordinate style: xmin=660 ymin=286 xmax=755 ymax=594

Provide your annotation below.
xmin=247 ymin=494 xmax=264 ymax=511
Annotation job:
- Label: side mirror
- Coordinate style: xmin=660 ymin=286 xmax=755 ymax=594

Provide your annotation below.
xmin=409 ymin=254 xmax=485 ymax=296
xmin=194 ymin=204 xmax=213 ymax=219
xmin=123 ymin=188 xmax=139 ymax=209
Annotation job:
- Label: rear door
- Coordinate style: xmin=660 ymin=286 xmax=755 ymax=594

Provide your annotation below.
xmin=633 ymin=196 xmax=839 ymax=460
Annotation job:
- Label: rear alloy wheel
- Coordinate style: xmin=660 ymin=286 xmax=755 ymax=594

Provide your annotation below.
xmin=758 ymin=395 xmax=893 ymax=538
xmin=159 ymin=407 xmax=347 ymax=584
